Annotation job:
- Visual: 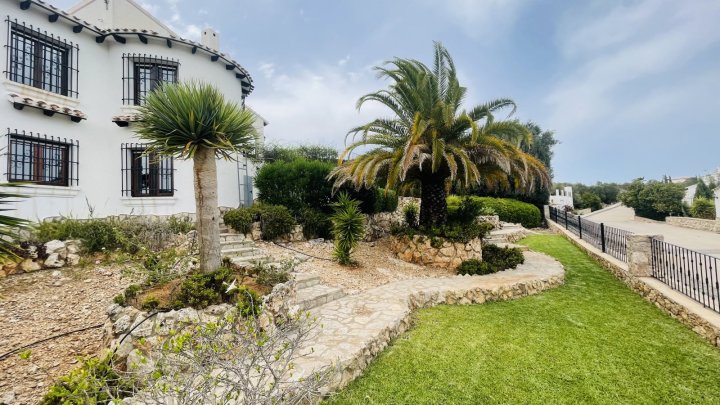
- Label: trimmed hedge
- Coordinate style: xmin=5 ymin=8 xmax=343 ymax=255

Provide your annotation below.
xmin=223 ymin=204 xmax=295 ymax=240
xmin=448 ymin=196 xmax=541 ymax=228
xmin=255 ymin=158 xmax=335 ymax=214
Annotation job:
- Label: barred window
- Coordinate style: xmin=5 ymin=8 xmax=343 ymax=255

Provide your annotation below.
xmin=5 ymin=19 xmax=79 ymax=97
xmin=122 ymin=54 xmax=179 ymax=105
xmin=6 ymin=130 xmax=79 ymax=186
xmin=121 ymin=144 xmax=174 ymax=197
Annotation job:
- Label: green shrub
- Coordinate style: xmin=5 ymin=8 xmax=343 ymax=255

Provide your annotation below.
xmin=141 ymin=296 xmax=160 ymax=311
xmin=236 ymin=286 xmax=263 ymax=318
xmin=40 ymin=354 xmax=132 ymax=404
xmin=252 ymin=259 xmax=292 ymax=286
xmin=299 ymin=208 xmax=332 ymax=239
xmin=331 ymin=193 xmax=365 ymax=265
xmin=374 ymin=188 xmax=399 ymax=213
xmin=457 ymin=259 xmax=494 ymax=276
xmin=223 ymin=207 xmax=255 ymax=234
xmin=123 ymin=284 xmax=142 ymax=301
xmin=113 ymin=294 xmax=126 ymax=306
xmin=448 ymin=196 xmax=541 ymax=228
xmin=403 ymin=203 xmax=419 ymax=228
xmin=173 ymin=267 xmax=235 ymax=309
xmin=167 ymin=216 xmax=195 ymax=234
xmin=391 ymin=221 xmax=493 ymax=244
xmin=690 ymin=198 xmax=716 ymax=219
xmin=255 ymin=159 xmax=336 ymax=214
xmin=255 ymin=204 xmax=295 ymax=240
xmin=447 ymin=196 xmax=483 ymax=223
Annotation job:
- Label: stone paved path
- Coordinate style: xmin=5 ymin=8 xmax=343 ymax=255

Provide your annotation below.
xmin=293 ymin=251 xmax=565 ymax=394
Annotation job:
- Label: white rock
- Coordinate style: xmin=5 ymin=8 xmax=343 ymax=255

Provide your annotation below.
xmin=44 ymin=253 xmax=65 ymax=268
xmin=19 ymin=259 xmax=41 ymax=272
xmin=66 ymin=253 xmax=81 ymax=266
xmin=1 ymin=391 xmax=16 ymax=404
xmin=44 ymin=240 xmax=66 ymax=255
xmin=65 ymin=240 xmax=81 ymax=254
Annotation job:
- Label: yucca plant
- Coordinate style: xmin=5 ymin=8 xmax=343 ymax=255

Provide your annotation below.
xmin=330 ymin=192 xmax=365 ymax=265
xmin=0 ymin=186 xmax=28 ymax=261
xmin=330 ymin=42 xmax=550 ymax=227
xmin=135 ymin=82 xmax=258 ymax=272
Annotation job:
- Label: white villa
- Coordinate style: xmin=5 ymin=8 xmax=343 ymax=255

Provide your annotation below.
xmin=0 ymin=0 xmax=266 ymax=221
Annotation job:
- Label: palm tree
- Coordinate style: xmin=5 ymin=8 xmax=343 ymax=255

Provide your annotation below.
xmin=330 ymin=43 xmax=550 ymax=227
xmin=135 ymin=82 xmax=258 ymax=272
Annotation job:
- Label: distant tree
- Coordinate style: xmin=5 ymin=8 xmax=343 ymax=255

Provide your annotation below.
xmin=577 ymin=192 xmax=602 ymax=211
xmin=521 ymin=121 xmax=558 ymax=178
xmin=619 ymin=178 xmax=685 ymax=220
xmin=690 ymin=198 xmax=716 ymax=219
xmin=695 ymin=178 xmax=715 ymax=200
xmin=261 ymin=144 xmax=338 ymax=163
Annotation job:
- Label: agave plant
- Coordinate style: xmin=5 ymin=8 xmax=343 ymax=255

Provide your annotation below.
xmin=135 ymin=81 xmax=258 ymax=272
xmin=0 ymin=186 xmax=28 ymax=261
xmin=330 ymin=42 xmax=550 ymax=227
xmin=330 ymin=192 xmax=365 ymax=265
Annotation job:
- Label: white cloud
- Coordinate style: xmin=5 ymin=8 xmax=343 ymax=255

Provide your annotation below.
xmin=545 ymin=0 xmax=720 ymax=134
xmin=249 ymin=64 xmax=391 ymax=150
xmin=258 ymin=63 xmax=276 ymax=79
xmin=424 ymin=0 xmax=527 ymax=39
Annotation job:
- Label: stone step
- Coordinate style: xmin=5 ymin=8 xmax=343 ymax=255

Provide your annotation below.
xmin=221 ymin=247 xmax=261 ymax=258
xmin=294 ymin=273 xmax=321 ymax=290
xmin=488 ymin=242 xmax=530 ymax=252
xmin=220 ymin=233 xmax=246 ymax=243
xmin=230 ymin=254 xmax=272 ymax=268
xmin=220 ymin=240 xmax=254 ymax=250
xmin=295 ymin=284 xmax=346 ymax=311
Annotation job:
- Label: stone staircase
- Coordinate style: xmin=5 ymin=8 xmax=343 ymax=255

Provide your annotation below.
xmin=485 ymin=222 xmax=530 ymax=247
xmin=219 ymin=222 xmax=271 ymax=268
xmin=293 ymin=273 xmax=347 ymax=311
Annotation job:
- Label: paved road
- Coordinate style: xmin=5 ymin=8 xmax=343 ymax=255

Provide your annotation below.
xmin=585 ymin=205 xmax=720 ymax=258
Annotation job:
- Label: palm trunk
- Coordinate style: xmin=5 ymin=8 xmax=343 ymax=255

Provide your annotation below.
xmin=419 ymin=175 xmax=448 ymax=227
xmin=193 ymin=147 xmax=221 ymax=272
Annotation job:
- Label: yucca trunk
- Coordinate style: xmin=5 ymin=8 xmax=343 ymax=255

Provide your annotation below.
xmin=419 ymin=174 xmax=448 ymax=227
xmin=193 ymin=147 xmax=221 ymax=272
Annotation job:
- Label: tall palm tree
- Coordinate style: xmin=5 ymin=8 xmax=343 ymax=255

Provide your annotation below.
xmin=330 ymin=43 xmax=550 ymax=227
xmin=135 ymin=82 xmax=258 ymax=272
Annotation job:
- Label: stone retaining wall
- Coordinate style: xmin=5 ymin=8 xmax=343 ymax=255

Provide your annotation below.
xmin=548 ymin=220 xmax=720 ymax=348
xmin=389 ymin=235 xmax=482 ymax=269
xmin=665 ymin=216 xmax=720 ymax=233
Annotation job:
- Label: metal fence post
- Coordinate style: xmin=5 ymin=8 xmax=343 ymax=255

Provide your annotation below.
xmin=600 ymin=223 xmax=606 ymax=253
xmin=579 ymin=217 xmax=583 ymax=239
xmin=564 ymin=210 xmax=568 ymax=229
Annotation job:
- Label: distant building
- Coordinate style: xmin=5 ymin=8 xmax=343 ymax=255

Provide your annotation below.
xmin=683 ymin=184 xmax=698 ymax=206
xmin=549 ymin=186 xmax=573 ymax=209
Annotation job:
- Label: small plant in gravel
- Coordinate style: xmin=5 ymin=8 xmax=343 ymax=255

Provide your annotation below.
xmin=172 ymin=267 xmax=237 ymax=309
xmin=252 ymin=259 xmax=293 ymax=286
xmin=331 ymin=193 xmax=365 ymax=265
xmin=40 ymin=353 xmax=133 ymax=404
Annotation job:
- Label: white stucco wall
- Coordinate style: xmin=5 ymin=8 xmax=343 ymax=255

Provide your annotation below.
xmin=715 ymin=189 xmax=720 ymax=220
xmin=549 ymin=186 xmax=573 ymax=208
xmin=0 ymin=1 xmax=263 ymax=221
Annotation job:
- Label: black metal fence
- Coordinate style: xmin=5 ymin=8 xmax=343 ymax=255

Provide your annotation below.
xmin=651 ymin=239 xmax=719 ymax=313
xmin=549 ymin=206 xmax=631 ymax=262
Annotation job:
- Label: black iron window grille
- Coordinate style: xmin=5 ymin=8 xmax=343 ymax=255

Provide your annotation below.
xmin=4 ymin=18 xmax=79 ymax=98
xmin=122 ymin=54 xmax=179 ymax=105
xmin=5 ymin=129 xmax=79 ymax=186
xmin=121 ymin=143 xmax=174 ymax=197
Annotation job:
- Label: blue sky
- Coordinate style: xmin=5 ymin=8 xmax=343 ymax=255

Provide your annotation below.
xmin=57 ymin=0 xmax=720 ymax=183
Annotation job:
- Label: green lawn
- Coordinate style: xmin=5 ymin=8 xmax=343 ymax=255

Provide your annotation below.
xmin=326 ymin=235 xmax=720 ymax=404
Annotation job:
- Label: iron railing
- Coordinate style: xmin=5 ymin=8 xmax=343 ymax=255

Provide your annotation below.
xmin=5 ymin=129 xmax=79 ymax=186
xmin=4 ymin=18 xmax=80 ymax=98
xmin=549 ymin=206 xmax=631 ymax=262
xmin=651 ymin=239 xmax=719 ymax=313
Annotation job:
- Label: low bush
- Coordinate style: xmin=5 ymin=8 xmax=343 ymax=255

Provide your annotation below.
xmin=173 ymin=267 xmax=235 ymax=309
xmin=299 ymin=208 xmax=332 ymax=239
xmin=448 ymin=196 xmax=541 ymax=228
xmin=458 ymin=245 xmax=525 ymax=276
xmin=236 ymin=286 xmax=263 ymax=318
xmin=403 ymin=203 xmax=419 ymax=228
xmin=255 ymin=159 xmax=336 ymax=214
xmin=391 ymin=222 xmax=493 ymax=244
xmin=252 ymin=259 xmax=292 ymax=286
xmin=690 ymin=198 xmax=716 ymax=220
xmin=255 ymin=204 xmax=295 ymax=240
xmin=223 ymin=207 xmax=255 ymax=234
xmin=40 ymin=354 xmax=132 ymax=404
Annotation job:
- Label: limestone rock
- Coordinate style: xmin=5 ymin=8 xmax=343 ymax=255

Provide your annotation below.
xmin=65 ymin=240 xmax=81 ymax=255
xmin=66 ymin=253 xmax=81 ymax=266
xmin=44 ymin=253 xmax=65 ymax=269
xmin=44 ymin=240 xmax=66 ymax=256
xmin=20 ymin=259 xmax=41 ymax=272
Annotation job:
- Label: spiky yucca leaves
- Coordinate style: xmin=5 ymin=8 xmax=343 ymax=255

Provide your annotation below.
xmin=330 ymin=193 xmax=365 ymax=265
xmin=135 ymin=82 xmax=258 ymax=272
xmin=330 ymin=42 xmax=549 ymax=227
xmin=0 ymin=186 xmax=28 ymax=261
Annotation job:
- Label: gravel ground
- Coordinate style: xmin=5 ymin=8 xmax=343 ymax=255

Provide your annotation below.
xmin=0 ymin=264 xmax=135 ymax=405
xmin=260 ymin=237 xmax=456 ymax=295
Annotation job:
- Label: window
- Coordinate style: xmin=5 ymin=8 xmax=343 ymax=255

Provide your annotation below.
xmin=5 ymin=20 xmax=79 ymax=97
xmin=6 ymin=131 xmax=79 ymax=186
xmin=121 ymin=144 xmax=174 ymax=197
xmin=122 ymin=54 xmax=179 ymax=105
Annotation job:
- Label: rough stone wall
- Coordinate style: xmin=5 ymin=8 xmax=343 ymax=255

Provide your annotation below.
xmin=665 ymin=217 xmax=720 ymax=233
xmin=0 ymin=240 xmax=82 ymax=277
xmin=104 ymin=277 xmax=298 ymax=370
xmin=389 ymin=235 xmax=482 ymax=269
xmin=548 ymin=220 xmax=720 ymax=348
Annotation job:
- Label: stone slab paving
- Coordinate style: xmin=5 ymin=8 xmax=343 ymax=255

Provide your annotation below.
xmin=293 ymin=251 xmax=565 ymax=395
